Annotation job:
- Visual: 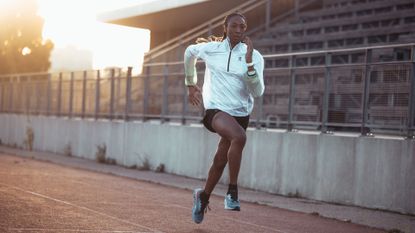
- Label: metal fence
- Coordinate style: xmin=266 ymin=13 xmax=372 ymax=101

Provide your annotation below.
xmin=0 ymin=43 xmax=414 ymax=137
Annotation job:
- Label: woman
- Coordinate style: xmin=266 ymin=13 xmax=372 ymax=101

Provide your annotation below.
xmin=184 ymin=12 xmax=264 ymax=224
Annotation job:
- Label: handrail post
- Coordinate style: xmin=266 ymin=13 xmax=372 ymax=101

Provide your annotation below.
xmin=124 ymin=67 xmax=133 ymax=121
xmin=95 ymin=70 xmax=101 ymax=120
xmin=295 ymin=0 xmax=299 ymax=19
xmin=265 ymin=0 xmax=271 ymax=31
xmin=110 ymin=68 xmax=115 ymax=120
xmin=25 ymin=76 xmax=31 ymax=115
xmin=321 ymin=52 xmax=332 ymax=134
xmin=407 ymin=45 xmax=415 ymax=139
xmin=81 ymin=71 xmax=87 ymax=118
xmin=361 ymin=49 xmax=373 ymax=136
xmin=36 ymin=78 xmax=41 ymax=115
xmin=161 ymin=64 xmax=169 ymax=123
xmin=11 ymin=78 xmax=15 ymax=113
xmin=69 ymin=72 xmax=74 ymax=118
xmin=287 ymin=55 xmax=296 ymax=131
xmin=1 ymin=78 xmax=5 ymax=113
xmin=182 ymin=81 xmax=188 ymax=125
xmin=180 ymin=40 xmax=188 ymax=125
xmin=0 ymin=78 xmax=6 ymax=113
xmin=46 ymin=74 xmax=51 ymax=116
xmin=143 ymin=64 xmax=150 ymax=121
xmin=256 ymin=95 xmax=264 ymax=129
xmin=57 ymin=72 xmax=62 ymax=117
xmin=207 ymin=23 xmax=212 ymax=37
xmin=0 ymin=79 xmax=3 ymax=113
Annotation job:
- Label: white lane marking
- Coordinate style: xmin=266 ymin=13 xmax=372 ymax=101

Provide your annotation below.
xmin=167 ymin=203 xmax=290 ymax=233
xmin=65 ymin=179 xmax=290 ymax=233
xmin=0 ymin=182 xmax=164 ymax=233
xmin=8 ymin=228 xmax=152 ymax=233
xmin=0 ymin=158 xmax=289 ymax=233
xmin=67 ymin=179 xmax=291 ymax=233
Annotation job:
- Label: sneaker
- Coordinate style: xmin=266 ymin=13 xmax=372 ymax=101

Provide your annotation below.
xmin=192 ymin=188 xmax=209 ymax=224
xmin=224 ymin=193 xmax=240 ymax=211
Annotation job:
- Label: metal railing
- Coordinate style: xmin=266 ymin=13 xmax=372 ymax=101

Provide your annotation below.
xmin=0 ymin=43 xmax=414 ymax=137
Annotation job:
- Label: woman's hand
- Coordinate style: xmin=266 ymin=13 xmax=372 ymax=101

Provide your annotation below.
xmin=243 ymin=36 xmax=253 ymax=64
xmin=187 ymin=85 xmax=202 ymax=106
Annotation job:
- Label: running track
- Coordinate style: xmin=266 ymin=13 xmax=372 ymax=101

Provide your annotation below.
xmin=0 ymin=154 xmax=384 ymax=233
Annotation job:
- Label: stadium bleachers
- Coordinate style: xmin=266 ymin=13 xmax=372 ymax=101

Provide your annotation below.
xmin=250 ymin=0 xmax=415 ymax=132
xmin=256 ymin=0 xmax=415 ymax=54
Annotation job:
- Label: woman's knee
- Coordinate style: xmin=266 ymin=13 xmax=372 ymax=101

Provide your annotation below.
xmin=231 ymin=131 xmax=246 ymax=146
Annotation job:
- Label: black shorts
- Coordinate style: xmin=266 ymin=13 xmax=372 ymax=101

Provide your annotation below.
xmin=202 ymin=109 xmax=250 ymax=133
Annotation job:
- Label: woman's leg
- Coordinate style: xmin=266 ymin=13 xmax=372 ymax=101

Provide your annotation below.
xmin=211 ymin=112 xmax=247 ymax=186
xmin=204 ymin=137 xmax=230 ymax=196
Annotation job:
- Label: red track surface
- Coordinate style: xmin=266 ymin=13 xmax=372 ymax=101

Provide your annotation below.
xmin=0 ymin=154 xmax=384 ymax=233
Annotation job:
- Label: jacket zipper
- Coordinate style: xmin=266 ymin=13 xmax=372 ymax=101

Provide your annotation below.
xmin=227 ymin=50 xmax=232 ymax=72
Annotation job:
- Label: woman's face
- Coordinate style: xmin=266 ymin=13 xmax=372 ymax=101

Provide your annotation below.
xmin=225 ymin=15 xmax=247 ymax=44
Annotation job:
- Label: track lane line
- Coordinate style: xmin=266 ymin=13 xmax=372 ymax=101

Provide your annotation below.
xmin=0 ymin=182 xmax=163 ymax=233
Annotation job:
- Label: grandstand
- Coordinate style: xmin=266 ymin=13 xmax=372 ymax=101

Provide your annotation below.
xmin=251 ymin=0 xmax=415 ymax=133
xmin=1 ymin=0 xmax=414 ymax=136
xmin=101 ymin=0 xmax=415 ymax=135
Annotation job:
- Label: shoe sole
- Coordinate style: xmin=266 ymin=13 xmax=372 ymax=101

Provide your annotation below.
xmin=224 ymin=199 xmax=241 ymax=211
xmin=192 ymin=189 xmax=204 ymax=224
xmin=224 ymin=206 xmax=240 ymax=211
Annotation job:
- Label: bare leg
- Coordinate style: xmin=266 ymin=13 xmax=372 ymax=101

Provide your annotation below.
xmin=204 ymin=137 xmax=230 ymax=195
xmin=211 ymin=112 xmax=246 ymax=185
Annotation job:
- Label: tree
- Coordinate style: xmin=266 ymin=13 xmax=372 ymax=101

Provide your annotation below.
xmin=0 ymin=0 xmax=53 ymax=75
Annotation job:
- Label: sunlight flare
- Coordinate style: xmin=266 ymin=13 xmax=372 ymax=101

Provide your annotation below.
xmin=36 ymin=0 xmax=150 ymax=72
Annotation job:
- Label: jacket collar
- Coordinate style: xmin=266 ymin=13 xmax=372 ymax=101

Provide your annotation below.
xmin=223 ymin=37 xmax=244 ymax=52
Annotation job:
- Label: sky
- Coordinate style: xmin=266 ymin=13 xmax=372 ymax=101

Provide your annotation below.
xmin=35 ymin=0 xmax=156 ymax=72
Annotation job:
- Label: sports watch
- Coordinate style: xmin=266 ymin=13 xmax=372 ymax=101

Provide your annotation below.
xmin=247 ymin=70 xmax=256 ymax=76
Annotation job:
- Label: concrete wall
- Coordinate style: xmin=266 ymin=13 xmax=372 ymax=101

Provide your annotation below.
xmin=0 ymin=114 xmax=414 ymax=215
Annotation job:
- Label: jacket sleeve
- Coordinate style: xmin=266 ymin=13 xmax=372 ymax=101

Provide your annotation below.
xmin=184 ymin=43 xmax=206 ymax=86
xmin=244 ymin=50 xmax=265 ymax=97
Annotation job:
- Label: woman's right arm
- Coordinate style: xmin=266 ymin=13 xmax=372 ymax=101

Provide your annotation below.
xmin=184 ymin=43 xmax=206 ymax=105
xmin=184 ymin=43 xmax=206 ymax=86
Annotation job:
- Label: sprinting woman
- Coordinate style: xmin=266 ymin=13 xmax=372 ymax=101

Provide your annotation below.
xmin=183 ymin=12 xmax=265 ymax=224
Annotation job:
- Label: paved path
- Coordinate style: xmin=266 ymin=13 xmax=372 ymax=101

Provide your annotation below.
xmin=0 ymin=153 xmax=387 ymax=233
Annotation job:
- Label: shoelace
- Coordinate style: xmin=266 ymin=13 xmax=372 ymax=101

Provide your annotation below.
xmin=228 ymin=191 xmax=238 ymax=201
xmin=200 ymin=200 xmax=211 ymax=214
xmin=228 ymin=194 xmax=239 ymax=203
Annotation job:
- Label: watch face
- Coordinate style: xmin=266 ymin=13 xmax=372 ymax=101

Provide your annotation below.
xmin=248 ymin=70 xmax=256 ymax=76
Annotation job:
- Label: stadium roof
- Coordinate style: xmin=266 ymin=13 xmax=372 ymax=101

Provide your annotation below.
xmin=97 ymin=0 xmax=246 ymax=32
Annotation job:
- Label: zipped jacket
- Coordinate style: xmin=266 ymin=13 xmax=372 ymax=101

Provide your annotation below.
xmin=184 ymin=38 xmax=265 ymax=117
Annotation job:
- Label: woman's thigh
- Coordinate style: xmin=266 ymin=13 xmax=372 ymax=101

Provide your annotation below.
xmin=211 ymin=111 xmax=246 ymax=141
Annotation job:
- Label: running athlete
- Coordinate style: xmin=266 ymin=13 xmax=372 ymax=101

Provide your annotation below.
xmin=184 ymin=12 xmax=265 ymax=224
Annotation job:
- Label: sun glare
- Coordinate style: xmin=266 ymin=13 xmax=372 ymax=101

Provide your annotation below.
xmin=21 ymin=47 xmax=31 ymax=56
xmin=36 ymin=0 xmax=150 ymax=73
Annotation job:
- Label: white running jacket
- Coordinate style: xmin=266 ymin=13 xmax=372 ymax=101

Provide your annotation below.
xmin=184 ymin=38 xmax=265 ymax=117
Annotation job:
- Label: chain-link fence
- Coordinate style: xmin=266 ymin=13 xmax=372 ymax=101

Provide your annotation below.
xmin=0 ymin=43 xmax=414 ymax=137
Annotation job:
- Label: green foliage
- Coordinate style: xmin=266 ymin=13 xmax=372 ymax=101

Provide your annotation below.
xmin=0 ymin=0 xmax=53 ymax=75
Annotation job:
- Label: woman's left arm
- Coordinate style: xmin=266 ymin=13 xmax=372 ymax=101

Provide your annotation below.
xmin=243 ymin=36 xmax=265 ymax=97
